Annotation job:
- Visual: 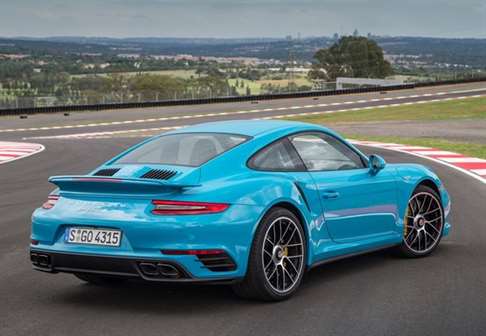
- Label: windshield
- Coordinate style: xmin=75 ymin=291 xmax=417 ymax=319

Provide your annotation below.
xmin=115 ymin=132 xmax=249 ymax=167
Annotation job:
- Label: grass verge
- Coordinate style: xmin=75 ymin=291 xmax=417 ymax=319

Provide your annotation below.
xmin=288 ymin=96 xmax=486 ymax=123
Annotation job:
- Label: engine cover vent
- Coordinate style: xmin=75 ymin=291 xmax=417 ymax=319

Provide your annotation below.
xmin=141 ymin=169 xmax=177 ymax=180
xmin=93 ymin=168 xmax=120 ymax=177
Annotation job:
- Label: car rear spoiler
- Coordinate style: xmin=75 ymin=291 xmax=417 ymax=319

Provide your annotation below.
xmin=49 ymin=175 xmax=200 ymax=194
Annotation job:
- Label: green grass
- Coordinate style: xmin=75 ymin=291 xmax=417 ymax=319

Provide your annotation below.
xmin=288 ymin=96 xmax=486 ymax=124
xmin=227 ymin=78 xmax=262 ymax=95
xmin=228 ymin=75 xmax=312 ymax=95
xmin=345 ymin=134 xmax=486 ymax=160
xmin=287 ymin=96 xmax=486 ymax=159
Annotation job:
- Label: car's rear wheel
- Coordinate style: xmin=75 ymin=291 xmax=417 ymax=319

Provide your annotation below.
xmin=397 ymin=185 xmax=444 ymax=257
xmin=232 ymin=207 xmax=306 ymax=301
xmin=74 ymin=273 xmax=128 ymax=286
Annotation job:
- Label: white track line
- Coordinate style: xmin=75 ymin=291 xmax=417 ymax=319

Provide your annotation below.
xmin=3 ymin=89 xmax=485 ymax=134
xmin=262 ymin=94 xmax=485 ymax=120
xmin=412 ymin=150 xmax=462 ymax=156
xmin=22 ymin=93 xmax=486 ymax=141
xmin=440 ymin=157 xmax=486 ymax=163
xmin=471 ymin=169 xmax=486 ymax=176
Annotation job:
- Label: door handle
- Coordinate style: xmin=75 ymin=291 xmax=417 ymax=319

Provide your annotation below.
xmin=322 ymin=191 xmax=340 ymax=199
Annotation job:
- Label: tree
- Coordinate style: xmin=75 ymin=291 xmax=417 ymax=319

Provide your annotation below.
xmin=129 ymin=74 xmax=185 ymax=100
xmin=308 ymin=36 xmax=393 ymax=81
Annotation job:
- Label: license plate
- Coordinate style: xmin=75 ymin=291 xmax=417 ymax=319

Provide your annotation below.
xmin=65 ymin=227 xmax=122 ymax=247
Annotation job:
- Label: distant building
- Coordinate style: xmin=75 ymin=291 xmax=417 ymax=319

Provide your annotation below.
xmin=0 ymin=53 xmax=29 ymax=60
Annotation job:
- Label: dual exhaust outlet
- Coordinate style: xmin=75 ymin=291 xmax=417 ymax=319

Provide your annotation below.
xmin=138 ymin=262 xmax=182 ymax=279
xmin=30 ymin=252 xmax=51 ymax=269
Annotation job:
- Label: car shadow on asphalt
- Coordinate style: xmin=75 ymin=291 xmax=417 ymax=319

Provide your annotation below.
xmin=50 ymin=245 xmax=455 ymax=313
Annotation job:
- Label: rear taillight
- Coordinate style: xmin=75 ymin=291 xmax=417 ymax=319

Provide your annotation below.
xmin=151 ymin=200 xmax=229 ymax=215
xmin=161 ymin=249 xmax=226 ymax=255
xmin=42 ymin=195 xmax=59 ymax=209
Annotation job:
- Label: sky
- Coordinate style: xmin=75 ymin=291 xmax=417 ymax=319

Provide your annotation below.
xmin=0 ymin=0 xmax=485 ymax=38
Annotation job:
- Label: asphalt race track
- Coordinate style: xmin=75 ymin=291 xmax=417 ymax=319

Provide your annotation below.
xmin=1 ymin=83 xmax=485 ymax=336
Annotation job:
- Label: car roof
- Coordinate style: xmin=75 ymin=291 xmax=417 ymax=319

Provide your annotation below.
xmin=167 ymin=119 xmax=333 ymax=137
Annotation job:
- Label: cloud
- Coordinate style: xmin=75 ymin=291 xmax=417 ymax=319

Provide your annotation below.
xmin=0 ymin=0 xmax=484 ymax=38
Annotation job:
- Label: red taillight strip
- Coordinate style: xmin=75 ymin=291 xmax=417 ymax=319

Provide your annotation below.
xmin=151 ymin=200 xmax=229 ymax=215
xmin=161 ymin=249 xmax=226 ymax=255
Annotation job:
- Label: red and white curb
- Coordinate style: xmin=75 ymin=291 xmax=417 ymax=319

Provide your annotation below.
xmin=0 ymin=141 xmax=45 ymax=165
xmin=351 ymin=140 xmax=486 ymax=185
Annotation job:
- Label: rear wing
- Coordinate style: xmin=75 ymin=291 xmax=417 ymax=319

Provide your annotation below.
xmin=49 ymin=175 xmax=200 ymax=195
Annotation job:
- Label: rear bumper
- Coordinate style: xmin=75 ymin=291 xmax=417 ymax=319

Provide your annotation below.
xmin=30 ymin=249 xmax=240 ymax=284
xmin=31 ymin=203 xmax=263 ymax=279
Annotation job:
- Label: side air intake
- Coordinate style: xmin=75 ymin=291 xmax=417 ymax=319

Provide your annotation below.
xmin=141 ymin=169 xmax=177 ymax=180
xmin=93 ymin=168 xmax=120 ymax=176
xmin=196 ymin=252 xmax=237 ymax=272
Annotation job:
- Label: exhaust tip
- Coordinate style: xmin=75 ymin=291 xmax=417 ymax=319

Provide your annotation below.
xmin=137 ymin=261 xmax=183 ymax=279
xmin=157 ymin=263 xmax=180 ymax=279
xmin=139 ymin=262 xmax=159 ymax=276
xmin=30 ymin=252 xmax=51 ymax=269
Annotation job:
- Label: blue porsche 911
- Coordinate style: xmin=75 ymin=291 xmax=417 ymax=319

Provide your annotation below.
xmin=30 ymin=120 xmax=451 ymax=301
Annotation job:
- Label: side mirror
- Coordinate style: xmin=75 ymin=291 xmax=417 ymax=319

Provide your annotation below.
xmin=369 ymin=154 xmax=386 ymax=175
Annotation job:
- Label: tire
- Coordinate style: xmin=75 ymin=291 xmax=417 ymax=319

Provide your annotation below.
xmin=232 ymin=207 xmax=307 ymax=301
xmin=396 ymin=184 xmax=444 ymax=258
xmin=74 ymin=273 xmax=128 ymax=286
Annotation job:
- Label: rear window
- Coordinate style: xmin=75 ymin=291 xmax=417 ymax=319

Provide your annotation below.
xmin=115 ymin=132 xmax=249 ymax=167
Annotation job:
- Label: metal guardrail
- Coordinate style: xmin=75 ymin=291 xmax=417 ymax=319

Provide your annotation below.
xmin=1 ymin=77 xmax=485 ymax=116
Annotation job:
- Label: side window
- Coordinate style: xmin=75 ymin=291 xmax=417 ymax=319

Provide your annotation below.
xmin=249 ymin=139 xmax=305 ymax=171
xmin=290 ymin=133 xmax=365 ymax=171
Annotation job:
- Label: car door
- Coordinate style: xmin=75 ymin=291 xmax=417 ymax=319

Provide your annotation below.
xmin=248 ymin=137 xmax=326 ymax=234
xmin=289 ymin=132 xmax=399 ymax=244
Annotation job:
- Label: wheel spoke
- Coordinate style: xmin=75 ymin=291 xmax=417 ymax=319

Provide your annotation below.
xmin=422 ymin=207 xmax=440 ymax=216
xmin=280 ymin=222 xmax=291 ymax=243
xmin=426 ymin=222 xmax=440 ymax=233
xmin=425 ymin=231 xmax=437 ymax=242
xmin=418 ymin=195 xmax=427 ymax=213
xmin=405 ymin=228 xmax=416 ymax=242
xmin=267 ymin=265 xmax=278 ymax=280
xmin=279 ymin=265 xmax=285 ymax=290
xmin=414 ymin=198 xmax=421 ymax=215
xmin=284 ymin=227 xmax=297 ymax=245
xmin=264 ymin=259 xmax=273 ymax=271
xmin=283 ymin=266 xmax=295 ymax=284
xmin=424 ymin=195 xmax=433 ymax=213
xmin=265 ymin=236 xmax=274 ymax=247
xmin=286 ymin=257 xmax=299 ymax=274
xmin=409 ymin=232 xmax=419 ymax=247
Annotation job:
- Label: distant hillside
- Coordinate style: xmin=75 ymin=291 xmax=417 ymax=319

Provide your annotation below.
xmin=1 ymin=35 xmax=486 ymax=67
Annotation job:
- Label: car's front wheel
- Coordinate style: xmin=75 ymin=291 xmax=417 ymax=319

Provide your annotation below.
xmin=397 ymin=184 xmax=444 ymax=257
xmin=232 ymin=207 xmax=306 ymax=301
